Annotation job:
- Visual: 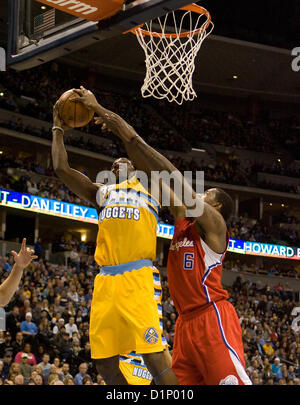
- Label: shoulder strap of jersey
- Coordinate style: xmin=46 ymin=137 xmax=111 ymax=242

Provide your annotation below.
xmin=199 ymin=230 xmax=229 ymax=263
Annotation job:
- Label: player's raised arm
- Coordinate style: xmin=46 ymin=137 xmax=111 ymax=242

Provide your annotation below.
xmin=0 ymin=239 xmax=37 ymax=306
xmin=71 ymin=86 xmax=177 ymax=177
xmin=72 ymin=87 xmax=230 ymax=253
xmin=159 ymin=179 xmax=228 ymax=254
xmin=51 ymin=102 xmax=99 ymax=207
xmin=98 ymin=97 xmax=229 ymax=253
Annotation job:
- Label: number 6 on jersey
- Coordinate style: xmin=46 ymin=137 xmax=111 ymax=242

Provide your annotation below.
xmin=183 ymin=253 xmax=194 ymax=270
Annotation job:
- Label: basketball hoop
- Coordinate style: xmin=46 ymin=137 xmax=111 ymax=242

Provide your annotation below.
xmin=128 ymin=3 xmax=214 ymax=105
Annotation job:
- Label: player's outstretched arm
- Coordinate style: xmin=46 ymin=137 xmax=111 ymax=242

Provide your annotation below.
xmin=163 ymin=182 xmax=227 ymax=254
xmin=0 ymin=239 xmax=37 ymax=306
xmin=72 ymin=87 xmax=227 ymax=252
xmin=71 ymin=87 xmax=177 ymax=177
xmin=52 ymin=103 xmax=99 ymax=207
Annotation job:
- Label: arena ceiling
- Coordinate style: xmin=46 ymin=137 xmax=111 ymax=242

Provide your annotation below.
xmin=0 ymin=1 xmax=299 ymax=103
xmin=59 ymin=33 xmax=300 ymax=104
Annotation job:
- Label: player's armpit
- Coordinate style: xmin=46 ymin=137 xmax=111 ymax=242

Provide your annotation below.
xmin=193 ymin=204 xmax=227 ymax=254
xmin=56 ymin=167 xmax=99 ymax=207
xmin=160 ymin=173 xmax=227 ymax=254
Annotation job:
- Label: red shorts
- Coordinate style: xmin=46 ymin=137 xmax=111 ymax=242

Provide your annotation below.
xmin=171 ymin=300 xmax=252 ymax=385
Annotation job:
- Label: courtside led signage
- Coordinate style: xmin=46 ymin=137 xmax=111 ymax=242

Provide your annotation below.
xmin=1 ymin=188 xmax=299 ymax=260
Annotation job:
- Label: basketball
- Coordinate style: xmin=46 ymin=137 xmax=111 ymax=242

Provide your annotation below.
xmin=57 ymin=89 xmax=94 ymax=128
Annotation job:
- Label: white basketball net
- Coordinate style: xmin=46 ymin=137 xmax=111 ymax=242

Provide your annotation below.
xmin=133 ymin=8 xmax=214 ymax=105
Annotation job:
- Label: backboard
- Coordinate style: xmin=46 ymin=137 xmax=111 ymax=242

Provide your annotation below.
xmin=7 ymin=0 xmax=195 ymax=70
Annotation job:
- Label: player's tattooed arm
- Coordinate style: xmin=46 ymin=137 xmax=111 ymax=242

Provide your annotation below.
xmin=52 ymin=102 xmax=99 ymax=207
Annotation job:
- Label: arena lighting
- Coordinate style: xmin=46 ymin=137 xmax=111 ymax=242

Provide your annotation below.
xmin=1 ymin=188 xmax=300 ymax=260
xmin=191 ymin=148 xmax=206 ymax=153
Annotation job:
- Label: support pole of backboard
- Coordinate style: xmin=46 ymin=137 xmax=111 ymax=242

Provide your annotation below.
xmin=26 ymin=0 xmax=32 ymax=38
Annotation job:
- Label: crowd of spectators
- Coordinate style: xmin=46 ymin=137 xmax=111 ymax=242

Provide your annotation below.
xmin=0 ymin=62 xmax=299 ymax=161
xmin=0 ymin=244 xmax=299 ymax=385
xmin=0 ymin=152 xmax=94 ymax=207
xmin=1 ymin=137 xmax=300 ymax=229
xmin=0 ymin=115 xmax=120 ymax=159
xmin=169 ymin=154 xmax=300 ymax=194
xmin=1 ymin=114 xmax=300 ymax=196
xmin=0 ymin=252 xmax=103 ymax=385
xmin=251 ymin=160 xmax=300 ymax=180
xmin=1 ymin=149 xmax=300 ymax=248
xmin=0 ymin=64 xmax=183 ymax=152
xmin=148 ymin=99 xmax=300 ymax=159
xmin=227 ymin=276 xmax=300 ymax=385
xmin=158 ymin=211 xmax=300 ymax=249
xmin=1 ymin=60 xmax=300 ymax=196
xmin=224 ymin=259 xmax=299 ymax=280
xmin=227 ymin=215 xmax=300 ymax=248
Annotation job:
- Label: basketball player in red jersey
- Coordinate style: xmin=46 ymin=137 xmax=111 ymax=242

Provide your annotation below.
xmin=72 ymin=87 xmax=252 ymax=385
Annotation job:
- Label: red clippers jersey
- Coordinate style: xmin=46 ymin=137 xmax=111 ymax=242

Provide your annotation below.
xmin=167 ymin=217 xmax=229 ymax=316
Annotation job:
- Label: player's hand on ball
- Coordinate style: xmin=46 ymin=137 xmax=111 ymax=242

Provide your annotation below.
xmin=53 ymin=102 xmax=71 ymax=131
xmin=11 ymin=238 xmax=38 ymax=269
xmin=71 ymin=86 xmax=99 ymax=111
xmin=94 ymin=117 xmax=111 ymax=132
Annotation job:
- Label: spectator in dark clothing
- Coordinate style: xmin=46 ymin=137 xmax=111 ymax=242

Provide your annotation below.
xmin=0 ymin=332 xmax=14 ymax=359
xmin=77 ymin=342 xmax=91 ymax=365
xmin=61 ymin=307 xmax=70 ymax=324
xmin=57 ymin=333 xmax=73 ymax=362
xmin=257 ymin=295 xmax=268 ymax=314
xmin=11 ymin=332 xmax=24 ymax=358
xmin=34 ymin=238 xmax=42 ymax=260
xmin=232 ymin=276 xmax=243 ymax=292
xmin=5 ymin=306 xmax=21 ymax=340
xmin=0 ymin=351 xmax=13 ymax=380
xmin=253 ymin=335 xmax=265 ymax=358
xmin=59 ymin=290 xmax=70 ymax=308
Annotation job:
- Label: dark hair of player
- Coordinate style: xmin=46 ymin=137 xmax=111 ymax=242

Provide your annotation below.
xmin=214 ymin=188 xmax=234 ymax=222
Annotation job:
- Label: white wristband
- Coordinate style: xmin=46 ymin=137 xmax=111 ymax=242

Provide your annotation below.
xmin=52 ymin=126 xmax=64 ymax=135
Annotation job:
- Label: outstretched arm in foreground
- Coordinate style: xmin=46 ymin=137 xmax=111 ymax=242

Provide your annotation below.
xmin=0 ymin=239 xmax=37 ymax=307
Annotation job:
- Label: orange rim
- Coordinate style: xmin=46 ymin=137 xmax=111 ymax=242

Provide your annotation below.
xmin=125 ymin=3 xmax=212 ymax=38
